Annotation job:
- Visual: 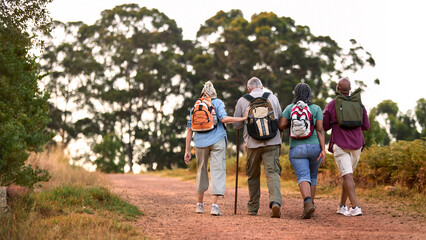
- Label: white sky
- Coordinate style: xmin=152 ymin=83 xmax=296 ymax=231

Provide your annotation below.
xmin=47 ymin=0 xmax=426 ymax=113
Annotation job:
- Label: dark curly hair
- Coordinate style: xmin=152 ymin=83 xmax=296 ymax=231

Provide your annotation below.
xmin=292 ymin=83 xmax=311 ymax=104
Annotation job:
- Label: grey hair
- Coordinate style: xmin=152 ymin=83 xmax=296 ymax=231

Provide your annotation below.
xmin=247 ymin=77 xmax=263 ymax=90
xmin=203 ymin=80 xmax=217 ymax=98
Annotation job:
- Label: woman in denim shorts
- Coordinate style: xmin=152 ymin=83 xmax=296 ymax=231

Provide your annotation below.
xmin=278 ymin=83 xmax=326 ymax=219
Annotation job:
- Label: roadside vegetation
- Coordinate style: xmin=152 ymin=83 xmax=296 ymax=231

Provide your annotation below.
xmin=156 ymin=139 xmax=426 ymax=218
xmin=0 ymin=147 xmax=144 ymax=240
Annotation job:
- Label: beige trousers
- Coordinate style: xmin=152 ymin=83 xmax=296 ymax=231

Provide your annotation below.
xmin=195 ymin=138 xmax=226 ymax=196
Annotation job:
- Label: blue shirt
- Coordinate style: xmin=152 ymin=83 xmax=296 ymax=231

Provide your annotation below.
xmin=187 ymin=98 xmax=228 ymax=148
xmin=282 ymin=103 xmax=323 ymax=147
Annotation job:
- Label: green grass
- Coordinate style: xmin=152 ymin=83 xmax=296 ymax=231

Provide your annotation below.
xmin=36 ymin=186 xmax=142 ymax=220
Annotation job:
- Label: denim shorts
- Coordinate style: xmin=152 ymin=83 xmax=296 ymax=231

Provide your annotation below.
xmin=288 ymin=144 xmax=322 ymax=185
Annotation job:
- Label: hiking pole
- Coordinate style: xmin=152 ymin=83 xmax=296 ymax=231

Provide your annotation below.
xmin=234 ymin=128 xmax=239 ymax=215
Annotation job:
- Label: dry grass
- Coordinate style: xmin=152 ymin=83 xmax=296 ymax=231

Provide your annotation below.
xmin=1 ymin=146 xmax=144 ymax=240
xmin=27 ymin=146 xmax=108 ymax=190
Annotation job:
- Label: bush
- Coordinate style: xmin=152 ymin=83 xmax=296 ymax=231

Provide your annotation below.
xmin=356 ymin=139 xmax=426 ymax=192
xmin=0 ymin=0 xmax=53 ymax=188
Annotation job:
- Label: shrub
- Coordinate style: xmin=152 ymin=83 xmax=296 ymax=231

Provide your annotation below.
xmin=0 ymin=0 xmax=53 ymax=189
xmin=356 ymin=139 xmax=426 ymax=192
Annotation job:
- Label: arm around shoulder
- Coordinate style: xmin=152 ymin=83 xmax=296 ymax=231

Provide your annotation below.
xmin=222 ymin=106 xmax=249 ymax=124
xmin=232 ymin=98 xmax=246 ymax=129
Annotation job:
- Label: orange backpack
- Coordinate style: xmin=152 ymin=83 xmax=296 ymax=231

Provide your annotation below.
xmin=190 ymin=94 xmax=217 ymax=132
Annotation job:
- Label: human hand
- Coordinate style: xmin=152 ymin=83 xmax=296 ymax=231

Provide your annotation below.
xmin=184 ymin=151 xmax=191 ymax=164
xmin=317 ymin=150 xmax=326 ymax=166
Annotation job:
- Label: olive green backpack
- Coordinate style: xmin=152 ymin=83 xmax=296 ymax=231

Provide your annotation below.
xmin=335 ymin=88 xmax=364 ymax=129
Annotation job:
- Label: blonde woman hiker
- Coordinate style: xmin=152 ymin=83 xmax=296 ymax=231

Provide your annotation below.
xmin=184 ymin=81 xmax=249 ymax=216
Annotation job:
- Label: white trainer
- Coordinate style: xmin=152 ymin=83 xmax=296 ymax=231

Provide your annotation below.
xmin=344 ymin=206 xmax=362 ymax=216
xmin=336 ymin=205 xmax=348 ymax=215
xmin=210 ymin=204 xmax=223 ymax=216
xmin=196 ymin=203 xmax=204 ymax=214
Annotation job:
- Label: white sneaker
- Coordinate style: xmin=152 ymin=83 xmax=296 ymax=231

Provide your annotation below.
xmin=210 ymin=204 xmax=223 ymax=216
xmin=336 ymin=205 xmax=348 ymax=215
xmin=196 ymin=203 xmax=204 ymax=214
xmin=344 ymin=206 xmax=362 ymax=216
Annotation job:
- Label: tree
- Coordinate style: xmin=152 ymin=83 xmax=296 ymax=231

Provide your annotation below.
xmin=0 ymin=0 xmax=53 ymax=187
xmin=377 ymin=100 xmax=420 ymax=141
xmin=93 ymin=133 xmax=126 ymax=173
xmin=42 ymin=4 xmax=191 ymax=171
xmin=41 ymin=8 xmax=378 ymax=171
xmin=363 ymin=108 xmax=390 ymax=147
xmin=415 ymin=98 xmax=426 ymax=136
xmin=180 ymin=10 xmax=375 ymax=144
xmin=41 ymin=21 xmax=104 ymax=146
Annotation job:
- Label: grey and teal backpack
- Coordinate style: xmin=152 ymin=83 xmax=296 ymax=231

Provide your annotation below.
xmin=335 ymin=88 xmax=364 ymax=129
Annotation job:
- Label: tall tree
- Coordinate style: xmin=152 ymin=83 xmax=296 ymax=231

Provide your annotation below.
xmin=41 ymin=21 xmax=104 ymax=146
xmin=0 ymin=0 xmax=52 ymax=187
xmin=180 ymin=10 xmax=376 ymax=144
xmin=64 ymin=4 xmax=189 ymax=171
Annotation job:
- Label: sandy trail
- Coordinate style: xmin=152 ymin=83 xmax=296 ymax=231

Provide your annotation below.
xmin=110 ymin=174 xmax=425 ymax=240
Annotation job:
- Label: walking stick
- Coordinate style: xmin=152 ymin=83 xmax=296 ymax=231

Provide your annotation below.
xmin=234 ymin=128 xmax=239 ymax=214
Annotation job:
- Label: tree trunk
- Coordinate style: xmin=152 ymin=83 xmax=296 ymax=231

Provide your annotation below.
xmin=127 ymin=142 xmax=133 ymax=172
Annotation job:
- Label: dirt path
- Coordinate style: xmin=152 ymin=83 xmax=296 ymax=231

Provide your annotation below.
xmin=110 ymin=174 xmax=425 ymax=240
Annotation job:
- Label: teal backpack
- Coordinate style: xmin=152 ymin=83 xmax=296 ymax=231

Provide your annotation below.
xmin=335 ymin=88 xmax=364 ymax=129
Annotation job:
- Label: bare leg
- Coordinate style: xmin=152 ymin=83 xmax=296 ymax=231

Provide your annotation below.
xmin=340 ymin=182 xmax=347 ymax=206
xmin=342 ymin=173 xmax=358 ymax=208
xmin=311 ymin=185 xmax=316 ymax=201
xmin=197 ymin=193 xmax=204 ymax=203
xmin=212 ymin=195 xmax=219 ymax=204
xmin=299 ymin=181 xmax=311 ymax=199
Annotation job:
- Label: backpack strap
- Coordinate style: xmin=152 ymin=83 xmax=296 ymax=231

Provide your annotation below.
xmin=243 ymin=94 xmax=255 ymax=102
xmin=261 ymin=92 xmax=271 ymax=99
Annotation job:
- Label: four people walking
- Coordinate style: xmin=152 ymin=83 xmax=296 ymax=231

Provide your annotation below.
xmin=185 ymin=77 xmax=370 ymax=218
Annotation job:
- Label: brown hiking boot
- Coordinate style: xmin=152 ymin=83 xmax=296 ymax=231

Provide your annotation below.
xmin=271 ymin=203 xmax=281 ymax=218
xmin=302 ymin=201 xmax=315 ymax=219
